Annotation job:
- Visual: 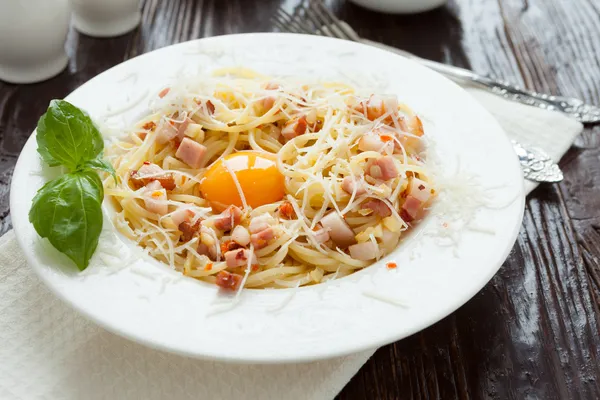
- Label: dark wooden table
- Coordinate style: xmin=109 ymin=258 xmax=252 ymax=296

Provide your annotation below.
xmin=1 ymin=0 xmax=599 ymax=398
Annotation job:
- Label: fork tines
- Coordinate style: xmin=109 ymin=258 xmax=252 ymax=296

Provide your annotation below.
xmin=271 ymin=0 xmax=359 ymax=42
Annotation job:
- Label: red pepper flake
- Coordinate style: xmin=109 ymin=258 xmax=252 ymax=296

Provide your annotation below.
xmin=380 ymin=135 xmax=394 ymax=142
xmin=235 ymin=249 xmax=247 ymax=260
xmin=206 ymin=100 xmax=215 ymax=114
xmin=204 ymin=263 xmax=213 ymax=271
xmin=137 ymin=132 xmax=147 ymax=140
xmin=142 ymin=121 xmax=156 ymax=130
xmin=220 ymin=240 xmax=242 ymax=254
xmin=251 ymin=264 xmax=259 ymax=272
xmin=386 ymin=262 xmax=397 ymax=270
xmin=143 ymin=161 xmax=150 ymax=165
xmin=418 ymin=184 xmax=425 ymax=190
xmin=279 ymin=201 xmax=296 ymax=220
xmin=158 ymin=87 xmax=170 ymax=98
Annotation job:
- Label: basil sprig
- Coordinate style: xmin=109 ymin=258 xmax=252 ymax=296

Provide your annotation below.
xmin=29 ymin=100 xmax=115 ymax=271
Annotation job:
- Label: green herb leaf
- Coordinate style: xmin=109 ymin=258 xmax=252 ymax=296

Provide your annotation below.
xmin=29 ymin=171 xmax=104 ymax=271
xmin=82 ymin=156 xmax=118 ymax=183
xmin=36 ymin=100 xmax=104 ymax=170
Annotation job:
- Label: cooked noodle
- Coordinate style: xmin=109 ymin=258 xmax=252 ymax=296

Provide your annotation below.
xmin=105 ymin=69 xmax=435 ymax=289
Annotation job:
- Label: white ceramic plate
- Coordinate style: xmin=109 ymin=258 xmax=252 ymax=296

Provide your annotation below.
xmin=10 ymin=33 xmax=524 ymax=363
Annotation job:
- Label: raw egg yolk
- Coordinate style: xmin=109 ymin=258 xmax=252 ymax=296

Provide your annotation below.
xmin=199 ymin=151 xmax=285 ymax=212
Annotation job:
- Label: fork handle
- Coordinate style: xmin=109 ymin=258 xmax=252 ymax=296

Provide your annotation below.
xmin=362 ymin=39 xmax=599 ymax=124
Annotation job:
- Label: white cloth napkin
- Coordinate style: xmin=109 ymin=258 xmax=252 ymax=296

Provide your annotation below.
xmin=0 ymin=40 xmax=583 ymax=399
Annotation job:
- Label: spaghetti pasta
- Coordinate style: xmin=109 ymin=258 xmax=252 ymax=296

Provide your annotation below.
xmin=105 ymin=69 xmax=436 ymax=290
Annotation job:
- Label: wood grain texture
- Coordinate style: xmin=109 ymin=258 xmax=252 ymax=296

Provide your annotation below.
xmin=0 ymin=0 xmax=599 ymax=398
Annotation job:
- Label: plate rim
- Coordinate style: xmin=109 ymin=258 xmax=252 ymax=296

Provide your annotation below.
xmin=10 ymin=32 xmax=526 ymax=363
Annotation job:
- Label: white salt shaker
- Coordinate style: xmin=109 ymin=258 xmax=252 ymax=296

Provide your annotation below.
xmin=0 ymin=0 xmax=70 ymax=84
xmin=70 ymin=0 xmax=141 ymax=37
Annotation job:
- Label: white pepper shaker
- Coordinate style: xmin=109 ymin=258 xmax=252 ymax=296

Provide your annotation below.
xmin=0 ymin=0 xmax=70 ymax=84
xmin=70 ymin=0 xmax=141 ymax=37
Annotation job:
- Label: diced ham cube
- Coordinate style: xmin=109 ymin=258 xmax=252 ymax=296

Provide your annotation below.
xmin=361 ymin=199 xmax=392 ymax=217
xmin=320 ymin=212 xmax=356 ymax=248
xmin=348 ymin=242 xmax=379 ymax=261
xmin=400 ymin=195 xmax=422 ymax=222
xmin=366 ymin=156 xmax=398 ymax=181
xmin=215 ymin=271 xmax=243 ymax=291
xmin=143 ymin=185 xmax=168 ymax=215
xmin=250 ymin=227 xmax=275 ymax=250
xmin=231 ymin=225 xmax=251 ymax=246
xmin=214 ymin=206 xmax=243 ymax=231
xmin=281 ymin=116 xmax=308 ymax=140
xmin=175 ymin=137 xmax=207 ymax=169
xmin=224 ymin=249 xmax=258 ymax=268
xmin=342 ymin=176 xmax=367 ymax=196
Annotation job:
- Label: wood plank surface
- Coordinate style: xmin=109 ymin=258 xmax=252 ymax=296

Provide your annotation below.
xmin=0 ymin=0 xmax=599 ymax=398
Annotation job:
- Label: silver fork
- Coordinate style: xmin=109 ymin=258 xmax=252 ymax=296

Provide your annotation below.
xmin=273 ymin=0 xmax=600 ymax=125
xmin=272 ymin=1 xmax=566 ymax=184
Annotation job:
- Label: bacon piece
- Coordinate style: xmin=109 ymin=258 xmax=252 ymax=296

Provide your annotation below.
xmin=214 ymin=206 xmax=243 ymax=231
xmin=358 ymin=134 xmax=387 ymax=152
xmin=320 ymin=212 xmax=356 ymax=248
xmin=179 ymin=219 xmax=201 ymax=242
xmin=200 ymin=226 xmax=219 ymax=260
xmin=215 ymin=271 xmax=243 ymax=291
xmin=206 ymin=100 xmax=215 ymax=115
xmin=408 ymin=177 xmax=432 ymax=203
xmin=341 ymin=176 xmax=367 ymax=196
xmin=281 ymin=116 xmax=308 ymax=140
xmin=400 ymin=195 xmax=422 ymax=222
xmin=176 ymin=118 xmax=191 ymax=139
xmin=278 ymin=201 xmax=296 ymax=220
xmin=220 ymin=240 xmax=243 ymax=254
xmin=171 ymin=208 xmax=195 ymax=227
xmin=249 ymin=214 xmax=274 ymax=234
xmin=366 ymin=156 xmax=398 ymax=181
xmin=348 ymin=242 xmax=379 ymax=261
xmin=197 ymin=243 xmax=211 ymax=258
xmin=142 ymin=121 xmax=156 ymax=131
xmin=156 ymin=121 xmax=179 ymax=144
xmin=231 ymin=225 xmax=251 ymax=246
xmin=361 ymin=199 xmax=392 ymax=217
xmin=143 ymin=185 xmax=168 ymax=215
xmin=130 ymin=163 xmax=176 ymax=190
xmin=366 ymin=95 xmax=385 ymax=121
xmin=224 ymin=249 xmax=258 ymax=268
xmin=175 ymin=137 xmax=207 ymax=169
xmin=250 ymin=227 xmax=275 ymax=250
xmin=312 ymin=224 xmax=330 ymax=244
xmin=158 ymin=87 xmax=170 ymax=98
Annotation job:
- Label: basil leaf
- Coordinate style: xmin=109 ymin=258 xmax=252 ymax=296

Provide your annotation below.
xmin=36 ymin=100 xmax=104 ymax=170
xmin=81 ymin=157 xmax=118 ymax=182
xmin=29 ymin=171 xmax=104 ymax=271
